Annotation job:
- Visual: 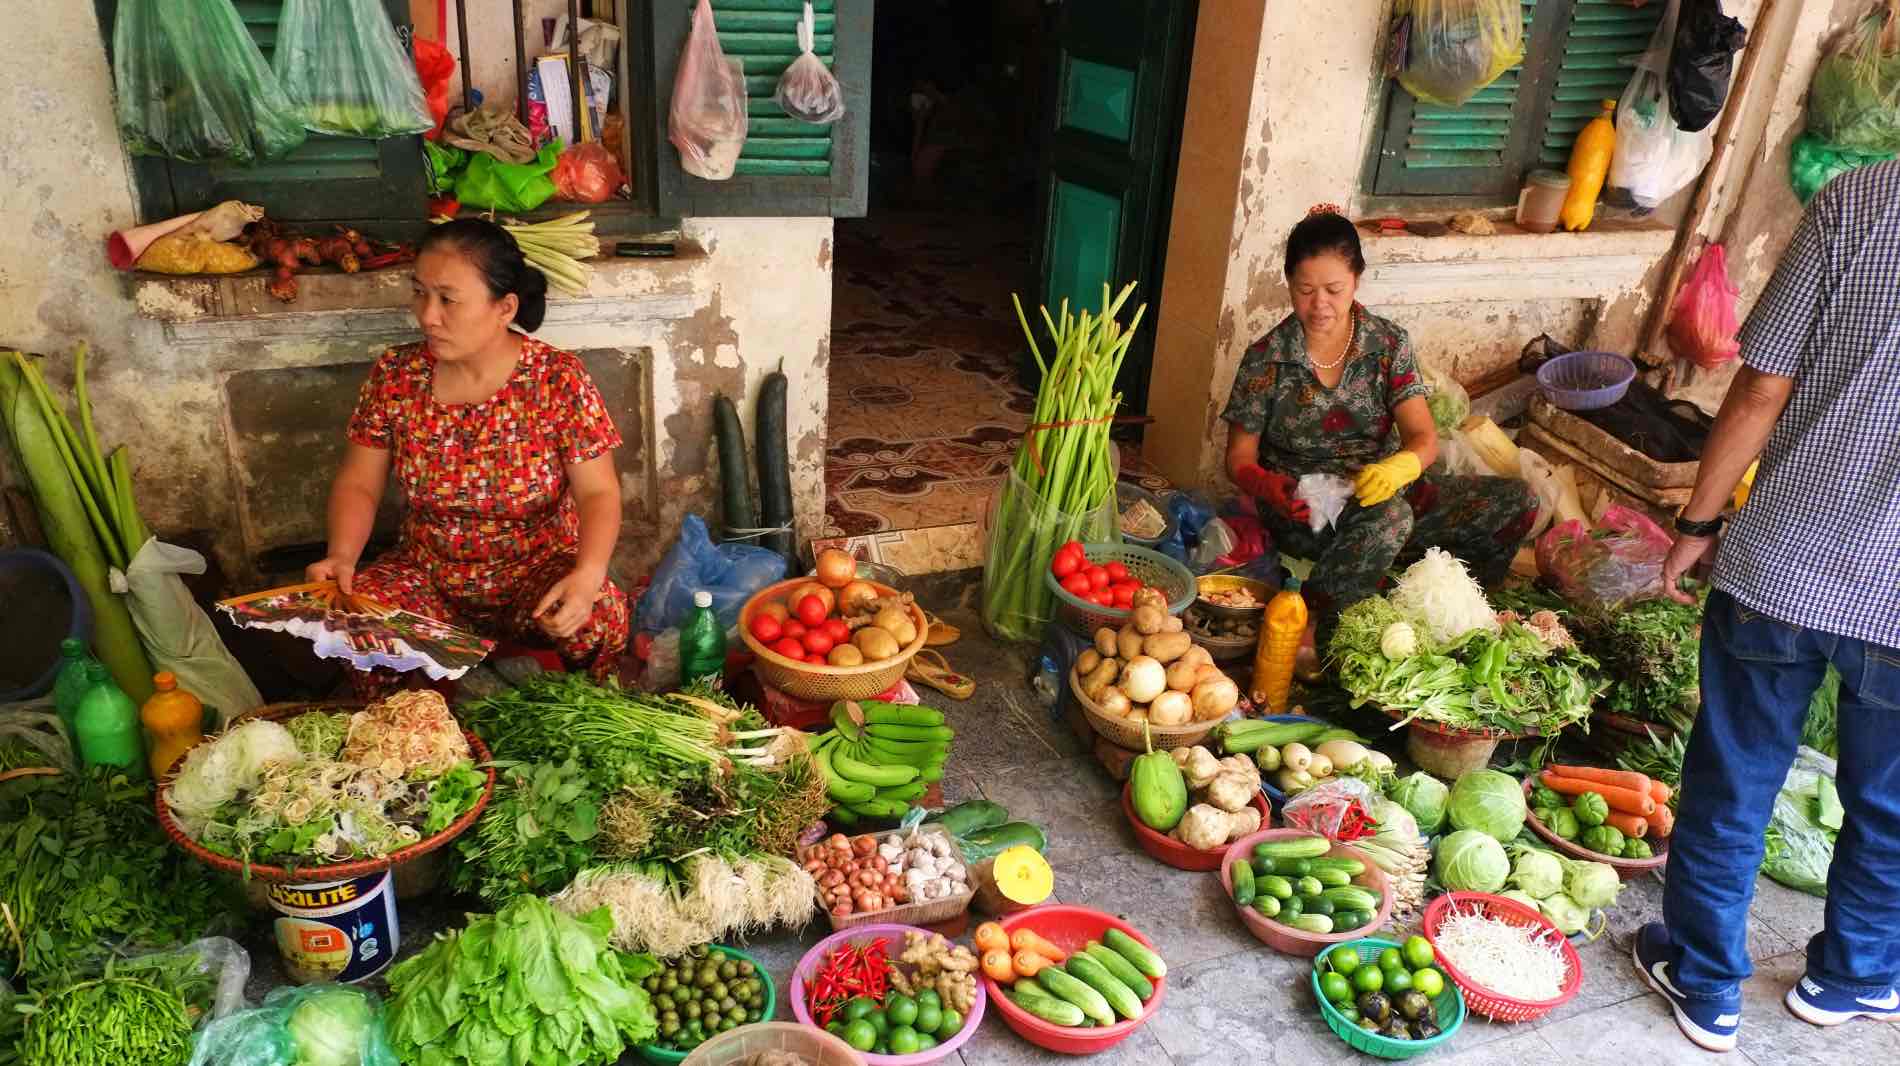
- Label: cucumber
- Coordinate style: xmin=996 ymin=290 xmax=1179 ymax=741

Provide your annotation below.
xmin=816 ymin=745 xmax=874 ymax=803
xmin=754 ymin=371 xmax=794 ymax=564
xmin=957 ymin=821 xmax=1047 ymax=862
xmin=1036 ymin=966 xmax=1115 ymax=1026
xmin=1007 ymin=985 xmax=1085 ymax=1027
xmin=1320 ymin=886 xmax=1380 ymax=912
xmin=1280 ymin=895 xmax=1304 ymax=920
xmin=1067 ymin=953 xmax=1142 ymax=1021
xmin=1081 ymin=943 xmax=1154 ymax=1001
xmin=711 ymin=393 xmax=758 ymax=533
xmin=1103 ymin=928 xmax=1167 ymax=980
xmin=1286 ymin=914 xmax=1335 ymax=935
xmin=863 ymin=722 xmax=957 ymax=743
xmin=1332 ymin=909 xmax=1370 ymax=932
xmin=1311 ymin=867 xmax=1352 ymax=888
xmin=1295 ymin=876 xmax=1323 ymax=898
xmin=1253 ymin=835 xmax=1331 ymax=861
xmin=1250 ymin=894 xmax=1281 ymax=919
xmin=1229 ymin=860 xmax=1256 ymax=906
xmin=1305 ymin=896 xmax=1335 ymax=917
xmin=1270 ymin=858 xmax=1314 ymax=877
xmin=830 ymin=746 xmax=918 ymax=787
xmin=860 ymin=702 xmax=945 ymax=727
xmin=1256 ymin=874 xmax=1293 ymax=900
xmin=1306 ymin=857 xmax=1366 ymax=873
xmin=929 ymin=800 xmax=1008 ymax=837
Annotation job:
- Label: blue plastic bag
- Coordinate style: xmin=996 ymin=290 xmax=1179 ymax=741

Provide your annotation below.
xmin=636 ymin=514 xmax=786 ymax=634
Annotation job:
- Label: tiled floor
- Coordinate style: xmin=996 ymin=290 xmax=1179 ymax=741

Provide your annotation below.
xmin=819 ymin=212 xmax=1171 ymax=575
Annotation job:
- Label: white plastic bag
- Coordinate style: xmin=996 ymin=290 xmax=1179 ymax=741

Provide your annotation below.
xmin=1296 ymin=474 xmax=1355 ymax=533
xmin=668 ymin=0 xmax=748 ymax=179
xmin=1610 ymin=0 xmax=1714 ymax=210
xmin=1518 ymin=450 xmax=1562 ymax=539
xmin=775 ymin=2 xmax=845 ymax=124
xmin=111 ymin=539 xmax=263 ymax=726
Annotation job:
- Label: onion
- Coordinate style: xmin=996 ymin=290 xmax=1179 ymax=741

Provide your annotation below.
xmin=816 ymin=548 xmax=857 ymax=588
xmin=840 ymin=580 xmax=880 ymax=615
xmin=852 ymin=835 xmax=877 ymax=856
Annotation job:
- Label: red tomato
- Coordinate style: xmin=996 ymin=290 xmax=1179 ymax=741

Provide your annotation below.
xmin=771 ymin=637 xmax=806 ymax=660
xmin=749 ymin=614 xmax=783 ymax=642
xmin=802 ymin=630 xmax=836 ymax=656
xmin=1058 ymin=539 xmax=1085 ymax=560
xmin=1113 ymin=578 xmax=1139 ymax=592
xmin=1105 ymin=562 xmax=1130 ymax=582
xmin=821 ymin=618 xmax=851 ymax=643
xmin=1085 ymin=566 xmax=1110 ymax=592
xmin=1060 ymin=573 xmax=1091 ymax=597
xmin=795 ymin=594 xmax=829 ymax=627
xmin=1112 ymin=585 xmax=1136 ymax=607
xmin=1050 ymin=550 xmax=1081 ymax=579
xmin=1091 ymin=590 xmax=1115 ymax=606
xmin=782 ymin=619 xmax=808 ymax=640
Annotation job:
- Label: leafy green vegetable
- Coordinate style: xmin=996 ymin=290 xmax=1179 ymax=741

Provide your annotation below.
xmin=1571 ymin=791 xmax=1609 ymax=828
xmin=1448 ymin=770 xmax=1527 ymax=842
xmin=187 ymin=983 xmax=396 ymax=1066
xmin=1802 ymin=667 xmax=1839 ymax=758
xmin=385 ymin=896 xmax=657 ymax=1066
xmin=422 ymin=762 xmax=485 ymax=836
xmin=11 ymin=939 xmax=229 ymax=1066
xmin=286 ymin=985 xmax=386 ymax=1066
xmin=1388 ymin=772 xmax=1450 ymax=836
xmin=451 ymin=757 xmax=602 ymax=906
xmin=1580 ymin=825 xmax=1625 ymax=857
xmin=1435 ymin=830 xmax=1508 ymax=892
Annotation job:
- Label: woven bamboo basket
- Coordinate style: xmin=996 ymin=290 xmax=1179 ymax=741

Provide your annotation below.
xmin=798 ymin=824 xmax=975 ymax=931
xmin=738 ymin=579 xmax=929 ymax=701
xmin=1069 ymin=667 xmax=1218 ymax=750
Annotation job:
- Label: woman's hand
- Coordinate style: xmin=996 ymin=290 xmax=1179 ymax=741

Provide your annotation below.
xmin=306 ymin=555 xmax=359 ymax=596
xmin=534 ymin=566 xmax=606 ymax=640
xmin=1353 ymin=451 xmax=1422 ymax=507
xmin=1236 ymin=464 xmax=1311 ymax=524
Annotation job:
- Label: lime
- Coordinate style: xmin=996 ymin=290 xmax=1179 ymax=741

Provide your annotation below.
xmin=1350 ymin=964 xmax=1384 ymax=994
xmin=1329 ymin=948 xmax=1361 ymax=976
xmin=1385 ymin=968 xmax=1414 ymax=994
xmin=1412 ymin=967 xmax=1446 ymax=999
xmin=939 ymin=1008 xmax=964 ymax=1038
xmin=842 ymin=996 xmax=878 ymax=1023
xmin=842 ymin=1019 xmax=876 ymax=1052
xmin=915 ymin=1003 xmax=943 ymax=1036
xmin=916 ymin=989 xmax=942 ymax=1011
xmin=1378 ymin=948 xmax=1404 ymax=973
xmin=868 ymin=1009 xmax=890 ymax=1036
xmin=889 ymin=1025 xmax=922 ymax=1055
xmin=1320 ymin=972 xmax=1354 ymax=1005
xmin=916 ymin=1032 xmax=940 ymax=1051
xmin=885 ymin=992 xmax=918 ymax=1029
xmin=1339 ymin=1006 xmax=1361 ymax=1023
xmin=1402 ymin=935 xmax=1436 ymax=970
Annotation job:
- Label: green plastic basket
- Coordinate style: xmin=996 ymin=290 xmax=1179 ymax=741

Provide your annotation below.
xmin=1311 ymin=939 xmax=1466 ymax=1060
xmin=637 ymin=946 xmax=778 ymax=1064
xmin=1043 ymin=542 xmax=1197 ymax=637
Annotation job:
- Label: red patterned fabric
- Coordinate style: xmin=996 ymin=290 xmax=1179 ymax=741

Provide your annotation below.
xmin=345 ymin=338 xmax=628 ymax=695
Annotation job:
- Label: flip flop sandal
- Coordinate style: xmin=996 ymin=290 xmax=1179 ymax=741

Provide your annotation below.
xmin=906 ymin=649 xmax=975 ymax=700
xmin=924 ymin=611 xmax=961 ymax=647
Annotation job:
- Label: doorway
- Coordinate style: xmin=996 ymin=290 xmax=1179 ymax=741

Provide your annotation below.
xmin=820 ymin=0 xmax=1195 ymax=575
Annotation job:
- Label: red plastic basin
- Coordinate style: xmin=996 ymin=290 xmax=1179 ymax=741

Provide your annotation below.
xmin=1121 ymin=782 xmax=1271 ymax=872
xmin=982 ymin=906 xmax=1166 ymax=1055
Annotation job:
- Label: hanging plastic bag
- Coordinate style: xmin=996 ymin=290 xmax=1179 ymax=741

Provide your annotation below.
xmin=188 ymin=983 xmax=397 ymax=1066
xmin=551 ymin=142 xmax=627 ymax=203
xmin=1808 ymin=3 xmax=1900 ymax=154
xmin=1418 ymin=360 xmax=1469 ymax=435
xmin=669 ymin=0 xmax=750 ymax=179
xmin=1536 ymin=505 xmax=1675 ymax=609
xmin=111 ymin=0 xmax=307 ymax=164
xmin=273 ymin=0 xmax=433 ymax=138
xmin=454 ymin=142 xmax=561 ymax=212
xmin=1761 ymin=746 xmax=1839 ymax=897
xmin=1394 ymin=0 xmax=1526 ymax=107
xmin=1788 ymin=131 xmax=1897 ymax=203
xmin=1611 ymin=0 xmax=1716 ymax=210
xmin=980 ymin=470 xmax=1118 ymax=641
xmin=413 ymin=38 xmax=457 ymax=141
xmin=111 ymin=539 xmax=263 ymax=727
xmin=1669 ymin=0 xmax=1747 ymax=133
xmin=776 ymin=2 xmax=846 ymax=124
xmin=1666 ymin=243 xmax=1741 ymax=369
xmin=635 ymin=514 xmax=788 ymax=634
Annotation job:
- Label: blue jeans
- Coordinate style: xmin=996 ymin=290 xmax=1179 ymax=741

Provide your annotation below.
xmin=1663 ymin=589 xmax=1900 ymax=998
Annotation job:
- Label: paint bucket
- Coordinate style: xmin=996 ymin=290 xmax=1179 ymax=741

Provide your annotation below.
xmin=267 ymin=871 xmax=400 ymax=984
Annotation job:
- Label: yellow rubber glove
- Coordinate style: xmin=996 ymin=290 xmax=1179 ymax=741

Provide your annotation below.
xmin=1354 ymin=451 xmax=1422 ymax=507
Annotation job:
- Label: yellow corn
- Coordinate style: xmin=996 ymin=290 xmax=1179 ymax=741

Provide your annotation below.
xmin=1252 ymin=578 xmax=1308 ymax=712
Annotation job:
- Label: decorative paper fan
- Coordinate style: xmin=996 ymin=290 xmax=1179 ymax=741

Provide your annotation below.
xmin=217 ymin=581 xmax=495 ymax=680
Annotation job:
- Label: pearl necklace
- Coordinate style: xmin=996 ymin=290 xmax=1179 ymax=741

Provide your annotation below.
xmin=1308 ymin=317 xmax=1356 ymax=371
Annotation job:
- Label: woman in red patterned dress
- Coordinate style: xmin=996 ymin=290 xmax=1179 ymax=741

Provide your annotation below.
xmin=308 ymin=219 xmax=628 ymax=695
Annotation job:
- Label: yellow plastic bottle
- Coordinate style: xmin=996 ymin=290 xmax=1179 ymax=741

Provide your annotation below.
xmin=1253 ymin=577 xmax=1309 ymax=713
xmin=1560 ymin=99 xmax=1618 ymax=232
xmin=140 ymin=672 xmax=204 ymax=780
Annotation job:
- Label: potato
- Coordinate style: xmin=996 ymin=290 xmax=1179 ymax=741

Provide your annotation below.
xmin=1142 ymin=631 xmax=1193 ymax=665
xmin=1148 ymin=690 xmax=1193 ymax=726
xmin=1164 ymin=659 xmax=1202 ymax=693
xmin=1076 ymin=649 xmax=1102 ymax=676
xmin=1193 ymin=663 xmax=1225 ymax=685
xmin=1116 ymin=624 xmax=1145 ymax=661
xmin=1179 ymin=645 xmax=1213 ymax=669
xmin=1081 ymin=658 xmax=1121 ymax=702
xmin=1131 ymin=603 xmax=1166 ymax=636
xmin=1131 ymin=586 xmax=1168 ymax=612
xmin=853 ymin=626 xmax=901 ymax=660
xmin=1191 ymin=676 xmax=1240 ymax=721
xmin=1162 ymin=614 xmax=1184 ymax=633
xmin=827 ymin=645 xmax=866 ymax=667
xmin=1094 ymin=627 xmax=1119 ymax=658
xmin=873 ymin=605 xmax=918 ymax=646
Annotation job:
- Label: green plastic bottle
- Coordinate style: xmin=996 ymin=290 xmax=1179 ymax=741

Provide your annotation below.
xmin=679 ymin=590 xmax=728 ymax=686
xmin=52 ymin=639 xmax=98 ymax=737
xmin=74 ymin=663 xmax=146 ymax=778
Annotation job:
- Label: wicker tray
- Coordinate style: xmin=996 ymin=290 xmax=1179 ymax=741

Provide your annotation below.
xmin=1522 ymin=778 xmax=1668 ymax=879
xmin=1069 ymin=667 xmax=1218 ymax=751
xmin=155 ymin=702 xmax=495 ymax=884
xmin=798 ymin=825 xmax=975 ymax=931
xmin=739 ymin=579 xmax=929 ymax=702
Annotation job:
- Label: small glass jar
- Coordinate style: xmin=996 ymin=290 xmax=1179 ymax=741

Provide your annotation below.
xmin=1516 ymin=170 xmax=1572 ymax=234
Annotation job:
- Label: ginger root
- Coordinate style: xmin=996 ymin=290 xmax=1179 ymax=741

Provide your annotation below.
xmin=1171 ymin=803 xmax=1261 ymax=850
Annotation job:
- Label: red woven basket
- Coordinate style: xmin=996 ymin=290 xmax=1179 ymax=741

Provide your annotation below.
xmin=155 ymin=706 xmax=495 ymax=883
xmin=1421 ymin=892 xmax=1583 ymax=1022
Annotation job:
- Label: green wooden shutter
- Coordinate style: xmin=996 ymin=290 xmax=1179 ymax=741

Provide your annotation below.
xmin=1534 ymin=0 xmax=1665 ymax=168
xmin=649 ymin=0 xmax=870 ymax=217
xmin=1371 ymin=1 xmax=1541 ymax=198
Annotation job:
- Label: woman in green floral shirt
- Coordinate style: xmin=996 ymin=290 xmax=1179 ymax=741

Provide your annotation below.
xmin=1222 ymin=209 xmax=1538 ymax=657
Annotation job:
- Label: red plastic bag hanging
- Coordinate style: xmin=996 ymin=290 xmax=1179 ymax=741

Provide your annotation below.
xmin=414 ymin=37 xmax=457 ymax=141
xmin=1666 ymin=243 xmax=1741 ymax=369
xmin=552 ymin=142 xmax=626 ymax=203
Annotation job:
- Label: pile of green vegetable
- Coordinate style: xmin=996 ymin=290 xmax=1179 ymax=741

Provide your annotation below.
xmin=1314 ymin=937 xmax=1452 ymax=1043
xmin=1762 ymin=748 xmax=1841 ymax=898
xmin=1496 ymin=844 xmax=1621 ymax=937
xmin=641 ymin=945 xmax=770 ymax=1055
xmin=1229 ymin=834 xmax=1386 ymax=937
xmin=3 ymin=938 xmax=237 ymax=1066
xmin=186 ymin=983 xmax=395 ymax=1066
xmin=1527 ymin=780 xmax=1654 ymax=861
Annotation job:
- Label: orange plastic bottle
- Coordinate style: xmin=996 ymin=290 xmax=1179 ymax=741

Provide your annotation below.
xmin=140 ymin=672 xmax=204 ymax=780
xmin=1560 ymin=100 xmax=1618 ymax=232
xmin=1253 ymin=577 xmax=1309 ymax=713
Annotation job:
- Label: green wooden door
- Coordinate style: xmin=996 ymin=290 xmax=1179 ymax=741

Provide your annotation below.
xmin=1031 ymin=0 xmax=1196 ymax=415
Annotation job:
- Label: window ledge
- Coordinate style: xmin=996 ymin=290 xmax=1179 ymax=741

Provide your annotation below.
xmin=1359 ymin=218 xmax=1675 ymax=304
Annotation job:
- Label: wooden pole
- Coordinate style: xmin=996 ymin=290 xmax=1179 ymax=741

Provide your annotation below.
xmin=454 ymin=0 xmax=472 ymax=111
xmin=513 ymin=0 xmax=530 ymax=125
xmin=569 ymin=0 xmax=586 ymax=142
xmin=1637 ymin=0 xmax=1784 ymax=373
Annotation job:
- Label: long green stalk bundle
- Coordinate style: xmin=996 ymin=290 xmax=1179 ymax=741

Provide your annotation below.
xmin=981 ymin=284 xmax=1147 ymax=641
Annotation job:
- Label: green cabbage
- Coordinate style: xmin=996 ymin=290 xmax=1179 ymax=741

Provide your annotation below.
xmin=288 ymin=986 xmax=378 ymax=1066
xmin=1564 ymin=859 xmax=1623 ymax=909
xmin=1509 ymin=847 xmax=1565 ymax=899
xmin=1436 ymin=829 xmax=1509 ymax=892
xmin=1389 ymin=772 xmax=1450 ymax=836
xmin=1447 ymin=770 xmax=1527 ymax=842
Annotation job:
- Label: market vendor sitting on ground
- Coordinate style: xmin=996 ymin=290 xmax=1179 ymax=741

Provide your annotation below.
xmin=308 ymin=218 xmax=629 ymax=697
xmin=1222 ymin=206 xmax=1538 ymax=662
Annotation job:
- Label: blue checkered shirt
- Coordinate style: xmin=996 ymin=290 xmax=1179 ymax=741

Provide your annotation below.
xmin=1712 ymin=161 xmax=1900 ymax=649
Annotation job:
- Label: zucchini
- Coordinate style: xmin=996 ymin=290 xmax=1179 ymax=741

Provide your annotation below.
xmin=1253 ymin=835 xmax=1331 ymax=861
xmin=1007 ymin=985 xmax=1085 ymax=1027
xmin=711 ymin=393 xmax=757 ymax=534
xmin=1066 ymin=953 xmax=1142 ymax=1021
xmin=1320 ymin=886 xmax=1380 ymax=912
xmin=1256 ymin=874 xmax=1293 ymax=900
xmin=860 ymin=702 xmax=946 ymax=727
xmin=1103 ymin=928 xmax=1167 ymax=980
xmin=1286 ymin=914 xmax=1335 ymax=935
xmin=1250 ymin=894 xmax=1281 ymax=919
xmin=1036 ymin=966 xmax=1115 ymax=1026
xmin=1230 ymin=860 xmax=1256 ymax=906
xmin=958 ymin=821 xmax=1047 ymax=862
xmin=754 ymin=371 xmax=794 ymax=564
xmin=1312 ymin=867 xmax=1352 ymax=888
xmin=929 ymin=800 xmax=1008 ymax=837
xmin=1081 ymin=944 xmax=1153 ymax=1001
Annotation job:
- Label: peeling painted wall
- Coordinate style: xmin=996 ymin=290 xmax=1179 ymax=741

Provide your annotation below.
xmin=0 ymin=3 xmax=831 ymax=588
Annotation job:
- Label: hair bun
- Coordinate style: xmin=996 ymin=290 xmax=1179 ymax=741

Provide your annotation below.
xmin=1307 ymin=202 xmax=1344 ymax=217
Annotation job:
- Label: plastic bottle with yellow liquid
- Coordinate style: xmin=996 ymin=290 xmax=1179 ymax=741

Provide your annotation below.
xmin=1253 ymin=577 xmax=1308 ymax=713
xmin=1560 ymin=100 xmax=1618 ymax=232
xmin=141 ymin=672 xmax=205 ymax=780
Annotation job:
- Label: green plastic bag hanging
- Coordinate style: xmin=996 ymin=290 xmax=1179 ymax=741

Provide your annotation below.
xmin=454 ymin=142 xmax=561 ymax=212
xmin=1789 ymin=132 xmax=1897 ymax=204
xmin=1394 ymin=0 xmax=1526 ymax=107
xmin=112 ymin=0 xmax=307 ymax=164
xmin=273 ymin=0 xmax=435 ymax=138
xmin=1808 ymin=3 xmax=1900 ymax=154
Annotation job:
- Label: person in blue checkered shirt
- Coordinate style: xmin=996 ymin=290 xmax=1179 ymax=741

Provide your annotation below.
xmin=1632 ymin=161 xmax=1900 ymax=1053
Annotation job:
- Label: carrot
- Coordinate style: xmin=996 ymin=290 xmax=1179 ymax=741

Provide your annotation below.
xmin=1648 ymin=779 xmax=1672 ymax=807
xmin=981 ymin=949 xmax=1017 ymax=984
xmin=1541 ymin=772 xmax=1656 ymax=816
xmin=1012 ymin=950 xmax=1054 ymax=979
xmin=1604 ymin=811 xmax=1649 ymax=839
xmin=1649 ymin=802 xmax=1675 ymax=838
xmin=1548 ymin=764 xmax=1654 ymax=795
xmin=974 ymin=921 xmax=1010 ymax=955
xmin=1009 ymin=927 xmax=1067 ymax=962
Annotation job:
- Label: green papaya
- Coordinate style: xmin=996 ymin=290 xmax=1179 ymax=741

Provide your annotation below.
xmin=1129 ymin=723 xmax=1187 ymax=832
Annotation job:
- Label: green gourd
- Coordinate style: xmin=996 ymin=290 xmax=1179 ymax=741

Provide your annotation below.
xmin=1129 ymin=723 xmax=1187 ymax=832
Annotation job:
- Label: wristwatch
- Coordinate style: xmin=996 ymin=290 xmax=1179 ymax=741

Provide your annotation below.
xmin=1674 ymin=513 xmax=1725 ymax=538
